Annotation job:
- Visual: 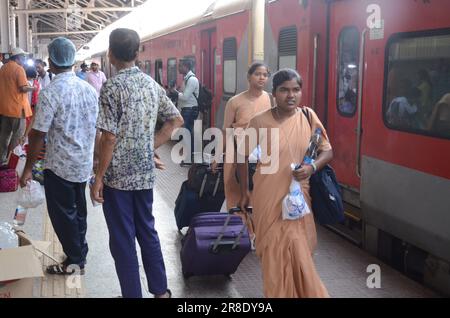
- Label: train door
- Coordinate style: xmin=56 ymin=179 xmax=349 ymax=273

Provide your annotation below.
xmin=200 ymin=28 xmax=217 ymax=129
xmin=327 ymin=1 xmax=369 ymax=197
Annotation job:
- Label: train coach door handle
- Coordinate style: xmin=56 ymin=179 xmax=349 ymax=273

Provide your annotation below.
xmin=356 ymin=29 xmax=367 ymax=179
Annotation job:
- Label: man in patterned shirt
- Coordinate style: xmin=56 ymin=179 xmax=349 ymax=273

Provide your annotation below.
xmin=91 ymin=28 xmax=183 ymax=298
xmin=20 ymin=37 xmax=99 ymax=275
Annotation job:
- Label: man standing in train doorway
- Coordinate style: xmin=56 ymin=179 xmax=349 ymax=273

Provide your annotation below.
xmin=171 ymin=58 xmax=199 ymax=163
xmin=91 ymin=28 xmax=183 ymax=298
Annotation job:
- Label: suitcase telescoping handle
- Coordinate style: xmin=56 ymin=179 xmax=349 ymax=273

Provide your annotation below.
xmin=210 ymin=207 xmax=252 ymax=254
xmin=199 ymin=165 xmax=223 ymax=198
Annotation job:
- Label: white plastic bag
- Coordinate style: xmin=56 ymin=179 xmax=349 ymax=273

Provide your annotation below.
xmin=281 ymin=164 xmax=311 ymax=220
xmin=0 ymin=222 xmax=18 ymax=250
xmin=17 ymin=180 xmax=45 ymax=209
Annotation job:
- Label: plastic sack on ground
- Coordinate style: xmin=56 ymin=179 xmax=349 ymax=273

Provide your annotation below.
xmin=13 ymin=145 xmax=26 ymax=158
xmin=17 ymin=180 xmax=45 ymax=208
xmin=0 ymin=222 xmax=18 ymax=250
xmin=281 ymin=164 xmax=311 ymax=221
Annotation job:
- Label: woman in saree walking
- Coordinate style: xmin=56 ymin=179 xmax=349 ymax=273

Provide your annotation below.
xmin=237 ymin=68 xmax=333 ymax=298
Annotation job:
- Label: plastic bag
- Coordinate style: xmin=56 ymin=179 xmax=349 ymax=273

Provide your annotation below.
xmin=13 ymin=145 xmax=26 ymax=158
xmin=17 ymin=180 xmax=45 ymax=208
xmin=0 ymin=222 xmax=18 ymax=250
xmin=281 ymin=164 xmax=311 ymax=220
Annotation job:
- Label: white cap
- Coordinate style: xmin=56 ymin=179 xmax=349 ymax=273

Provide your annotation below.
xmin=10 ymin=47 xmax=28 ymax=57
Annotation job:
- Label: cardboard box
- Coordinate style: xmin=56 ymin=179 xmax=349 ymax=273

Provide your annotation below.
xmin=0 ymin=230 xmax=49 ymax=298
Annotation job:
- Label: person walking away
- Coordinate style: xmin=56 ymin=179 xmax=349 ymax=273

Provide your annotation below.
xmin=237 ymin=69 xmax=333 ymax=298
xmin=0 ymin=48 xmax=36 ymax=165
xmin=20 ymin=37 xmax=99 ymax=275
xmin=91 ymin=28 xmax=183 ymax=298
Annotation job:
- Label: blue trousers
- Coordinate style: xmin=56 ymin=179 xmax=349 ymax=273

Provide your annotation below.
xmin=44 ymin=169 xmax=88 ymax=267
xmin=181 ymin=107 xmax=199 ymax=161
xmin=103 ymin=186 xmax=167 ymax=298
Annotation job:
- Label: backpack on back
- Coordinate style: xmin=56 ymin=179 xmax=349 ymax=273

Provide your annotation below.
xmin=186 ymin=75 xmax=213 ymax=113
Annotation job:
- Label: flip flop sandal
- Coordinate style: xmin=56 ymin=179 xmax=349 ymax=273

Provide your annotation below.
xmin=46 ymin=264 xmax=85 ymax=275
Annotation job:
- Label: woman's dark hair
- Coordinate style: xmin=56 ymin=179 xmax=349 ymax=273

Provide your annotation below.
xmin=272 ymin=68 xmax=303 ymax=93
xmin=109 ymin=28 xmax=140 ymax=62
xmin=247 ymin=62 xmax=270 ymax=76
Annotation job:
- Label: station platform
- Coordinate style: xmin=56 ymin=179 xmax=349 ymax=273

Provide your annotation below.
xmin=0 ymin=143 xmax=439 ymax=298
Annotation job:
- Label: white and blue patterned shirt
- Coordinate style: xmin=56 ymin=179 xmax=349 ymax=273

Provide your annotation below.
xmin=33 ymin=71 xmax=99 ymax=183
xmin=97 ymin=67 xmax=180 ymax=191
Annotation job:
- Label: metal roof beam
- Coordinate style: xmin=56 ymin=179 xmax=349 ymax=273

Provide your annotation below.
xmin=32 ymin=30 xmax=100 ymax=36
xmin=14 ymin=7 xmax=135 ymax=14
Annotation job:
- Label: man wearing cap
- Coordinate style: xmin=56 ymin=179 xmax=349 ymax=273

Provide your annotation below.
xmin=0 ymin=47 xmax=36 ymax=165
xmin=87 ymin=62 xmax=107 ymax=97
xmin=20 ymin=37 xmax=98 ymax=275
xmin=76 ymin=62 xmax=89 ymax=81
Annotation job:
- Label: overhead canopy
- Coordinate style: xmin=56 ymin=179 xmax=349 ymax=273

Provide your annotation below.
xmin=15 ymin=0 xmax=147 ymax=50
xmin=76 ymin=0 xmax=251 ymax=61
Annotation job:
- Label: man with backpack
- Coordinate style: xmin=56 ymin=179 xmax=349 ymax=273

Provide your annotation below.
xmin=171 ymin=58 xmax=199 ymax=163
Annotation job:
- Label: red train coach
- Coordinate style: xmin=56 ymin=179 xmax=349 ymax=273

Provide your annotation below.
xmin=98 ymin=0 xmax=450 ymax=294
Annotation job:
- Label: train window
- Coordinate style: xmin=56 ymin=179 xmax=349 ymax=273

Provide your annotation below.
xmin=144 ymin=60 xmax=151 ymax=75
xmin=384 ymin=30 xmax=450 ymax=139
xmin=167 ymin=58 xmax=177 ymax=87
xmin=337 ymin=27 xmax=359 ymax=117
xmin=155 ymin=59 xmax=163 ymax=85
xmin=278 ymin=26 xmax=297 ymax=70
xmin=223 ymin=37 xmax=237 ymax=94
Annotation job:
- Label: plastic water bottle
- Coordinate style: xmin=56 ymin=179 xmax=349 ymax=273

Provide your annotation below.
xmin=13 ymin=205 xmax=28 ymax=226
xmin=304 ymin=128 xmax=322 ymax=164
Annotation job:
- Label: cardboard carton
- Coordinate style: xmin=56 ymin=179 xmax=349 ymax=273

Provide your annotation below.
xmin=0 ymin=230 xmax=50 ymax=298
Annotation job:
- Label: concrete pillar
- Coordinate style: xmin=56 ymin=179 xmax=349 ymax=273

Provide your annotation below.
xmin=18 ymin=0 xmax=29 ymax=51
xmin=9 ymin=5 xmax=17 ymax=49
xmin=0 ymin=0 xmax=10 ymax=52
xmin=251 ymin=0 xmax=265 ymax=62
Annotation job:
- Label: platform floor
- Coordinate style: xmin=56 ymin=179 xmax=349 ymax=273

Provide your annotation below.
xmin=0 ymin=143 xmax=439 ymax=298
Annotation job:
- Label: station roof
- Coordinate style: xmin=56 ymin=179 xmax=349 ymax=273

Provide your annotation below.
xmin=15 ymin=0 xmax=147 ymax=49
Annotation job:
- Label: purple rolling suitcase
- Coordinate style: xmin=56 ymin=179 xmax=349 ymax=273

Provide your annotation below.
xmin=180 ymin=210 xmax=251 ymax=278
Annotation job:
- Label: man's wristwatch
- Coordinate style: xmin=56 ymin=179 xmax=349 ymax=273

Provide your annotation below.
xmin=311 ymin=162 xmax=317 ymax=174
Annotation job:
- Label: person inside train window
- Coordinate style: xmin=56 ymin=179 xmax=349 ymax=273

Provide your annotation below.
xmin=211 ymin=62 xmax=272 ymax=249
xmin=428 ymin=93 xmax=450 ymax=137
xmin=416 ymin=69 xmax=433 ymax=123
xmin=92 ymin=28 xmax=183 ymax=298
xmin=386 ymin=80 xmax=420 ymax=128
xmin=237 ymin=69 xmax=333 ymax=298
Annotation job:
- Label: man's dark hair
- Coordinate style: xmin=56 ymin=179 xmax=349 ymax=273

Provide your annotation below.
xmin=179 ymin=58 xmax=193 ymax=71
xmin=109 ymin=28 xmax=140 ymax=62
xmin=272 ymin=68 xmax=303 ymax=93
xmin=25 ymin=66 xmax=37 ymax=79
xmin=35 ymin=59 xmax=45 ymax=67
